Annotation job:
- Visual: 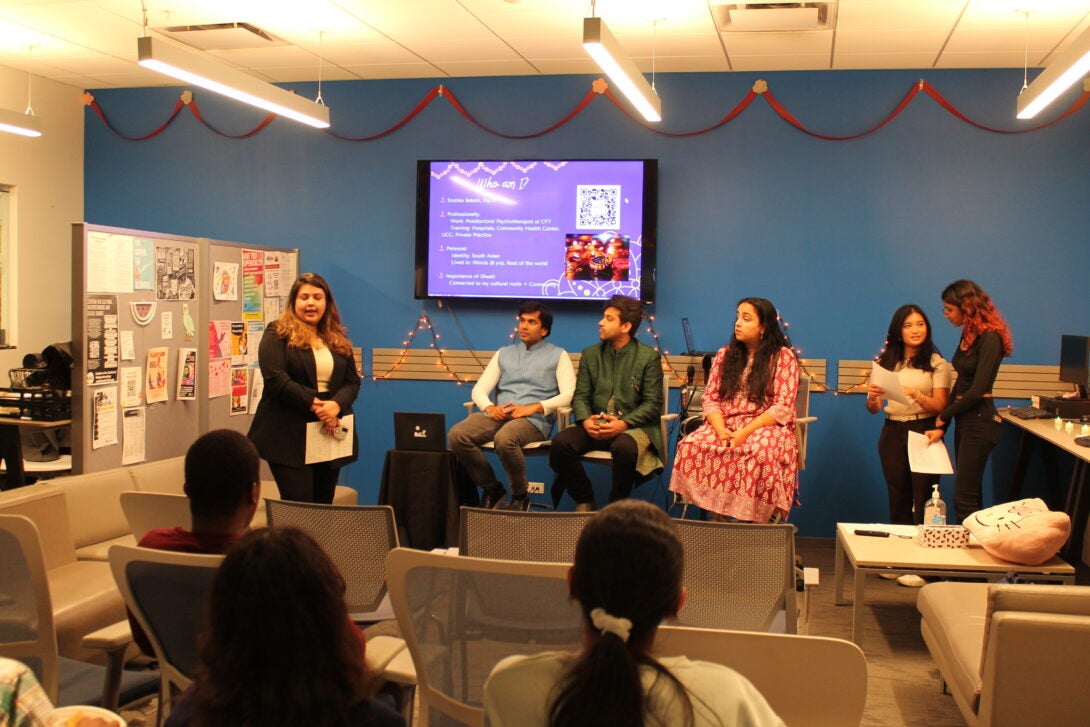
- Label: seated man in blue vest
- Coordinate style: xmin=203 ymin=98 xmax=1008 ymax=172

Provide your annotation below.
xmin=548 ymin=295 xmax=665 ymax=512
xmin=448 ymin=301 xmax=575 ymax=511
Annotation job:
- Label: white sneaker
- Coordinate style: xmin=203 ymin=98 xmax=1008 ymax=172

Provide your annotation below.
xmin=879 ymin=573 xmax=899 ymax=580
xmin=897 ymin=574 xmax=927 ymax=588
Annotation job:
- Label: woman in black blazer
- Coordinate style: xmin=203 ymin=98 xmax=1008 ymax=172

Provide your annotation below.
xmin=248 ymin=273 xmax=359 ymax=503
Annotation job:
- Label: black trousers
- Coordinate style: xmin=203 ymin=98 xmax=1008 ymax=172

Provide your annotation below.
xmin=549 ymin=425 xmax=638 ymax=504
xmin=269 ymin=461 xmax=341 ymax=504
xmin=951 ymin=407 xmax=1002 ymax=522
xmin=878 ymin=418 xmax=939 ymax=525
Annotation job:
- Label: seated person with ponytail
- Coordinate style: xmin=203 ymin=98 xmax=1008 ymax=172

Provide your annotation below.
xmin=482 ymin=500 xmax=784 ymax=727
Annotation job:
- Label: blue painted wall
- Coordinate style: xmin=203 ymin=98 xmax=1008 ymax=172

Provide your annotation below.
xmin=84 ymin=69 xmax=1090 ymax=535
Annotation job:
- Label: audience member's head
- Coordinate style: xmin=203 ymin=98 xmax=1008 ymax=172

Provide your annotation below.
xmin=183 ymin=429 xmax=259 ymax=529
xmin=551 ymin=500 xmax=690 ymax=726
xmin=191 ymin=527 xmax=376 ymax=725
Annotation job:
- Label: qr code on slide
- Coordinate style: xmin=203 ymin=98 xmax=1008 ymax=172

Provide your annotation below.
xmin=576 ymin=185 xmax=621 ymax=229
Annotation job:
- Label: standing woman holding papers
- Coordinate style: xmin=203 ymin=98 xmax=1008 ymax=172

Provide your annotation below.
xmin=249 ymin=273 xmax=359 ymax=503
xmin=926 ymin=280 xmax=1013 ymax=522
xmin=866 ymin=304 xmax=952 ymax=525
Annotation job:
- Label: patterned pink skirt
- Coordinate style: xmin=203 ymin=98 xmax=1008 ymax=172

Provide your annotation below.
xmin=669 ymin=420 xmax=798 ymax=522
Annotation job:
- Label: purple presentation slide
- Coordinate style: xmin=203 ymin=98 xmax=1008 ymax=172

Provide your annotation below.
xmin=423 ymin=160 xmax=648 ymax=300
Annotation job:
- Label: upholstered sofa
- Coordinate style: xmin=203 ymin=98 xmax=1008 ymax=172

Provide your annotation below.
xmin=917 ymin=581 xmax=1090 ymax=726
xmin=0 ymin=459 xmax=359 ymax=661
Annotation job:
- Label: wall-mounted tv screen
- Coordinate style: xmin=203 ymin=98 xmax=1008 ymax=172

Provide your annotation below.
xmin=415 ymin=159 xmax=657 ymax=303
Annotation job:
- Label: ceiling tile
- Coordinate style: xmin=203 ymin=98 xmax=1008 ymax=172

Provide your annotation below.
xmin=433 ymin=59 xmax=542 ymax=77
xmin=834 ymin=52 xmax=944 ymax=70
xmin=835 ymin=0 xmax=964 ymax=30
xmin=339 ymin=62 xmax=446 ymax=80
xmin=401 ymin=38 xmax=523 ymax=64
xmin=730 ymin=54 xmax=832 ymax=71
xmin=722 ymin=31 xmax=832 ymax=55
xmin=835 ymin=29 xmax=949 ymax=55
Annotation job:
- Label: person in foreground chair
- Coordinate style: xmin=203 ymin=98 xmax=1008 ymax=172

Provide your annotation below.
xmin=482 ymin=500 xmax=785 ymax=727
xmin=128 ymin=428 xmax=261 ymax=654
xmin=448 ymin=301 xmax=575 ymax=511
xmin=549 ymin=296 xmax=665 ymax=511
xmin=165 ymin=528 xmax=403 ymax=727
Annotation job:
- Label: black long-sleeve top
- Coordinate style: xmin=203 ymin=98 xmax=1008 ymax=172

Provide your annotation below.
xmin=939 ymin=330 xmax=1003 ymax=422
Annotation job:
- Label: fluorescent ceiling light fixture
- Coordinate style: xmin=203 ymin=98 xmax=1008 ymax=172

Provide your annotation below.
xmin=1017 ymin=24 xmax=1090 ymax=119
xmin=0 ymin=106 xmax=41 ymax=137
xmin=582 ymin=17 xmax=661 ymax=123
xmin=137 ymin=36 xmax=330 ymax=128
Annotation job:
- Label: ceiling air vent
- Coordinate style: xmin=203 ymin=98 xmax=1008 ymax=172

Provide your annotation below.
xmin=713 ymin=2 xmax=838 ymax=33
xmin=153 ymin=22 xmax=287 ymax=51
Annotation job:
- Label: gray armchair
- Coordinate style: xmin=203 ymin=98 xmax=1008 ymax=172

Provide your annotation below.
xmin=918 ymin=581 xmax=1090 ymax=726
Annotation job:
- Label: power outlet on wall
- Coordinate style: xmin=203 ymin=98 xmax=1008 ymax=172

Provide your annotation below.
xmin=527 ymin=481 xmax=545 ymax=494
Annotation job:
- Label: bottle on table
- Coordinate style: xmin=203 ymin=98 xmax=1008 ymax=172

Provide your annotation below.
xmin=923 ymin=484 xmax=947 ymax=526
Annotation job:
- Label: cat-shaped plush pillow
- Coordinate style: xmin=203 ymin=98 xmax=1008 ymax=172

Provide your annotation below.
xmin=962 ymin=498 xmax=1070 ymax=565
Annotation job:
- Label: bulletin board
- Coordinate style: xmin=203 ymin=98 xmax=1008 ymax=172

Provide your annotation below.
xmin=71 ymin=223 xmax=297 ymax=473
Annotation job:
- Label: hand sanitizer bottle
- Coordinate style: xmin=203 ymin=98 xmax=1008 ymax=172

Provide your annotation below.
xmin=924 ymin=484 xmax=947 ymax=526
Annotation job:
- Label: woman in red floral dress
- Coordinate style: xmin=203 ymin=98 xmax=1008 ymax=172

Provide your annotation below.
xmin=670 ymin=298 xmax=799 ymax=522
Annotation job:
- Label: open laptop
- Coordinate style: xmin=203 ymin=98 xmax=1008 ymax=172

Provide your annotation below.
xmin=393 ymin=412 xmax=448 ymax=452
xmin=682 ymin=317 xmax=718 ymax=357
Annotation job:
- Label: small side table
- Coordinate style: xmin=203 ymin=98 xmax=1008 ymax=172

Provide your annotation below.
xmin=378 ymin=449 xmax=477 ymax=550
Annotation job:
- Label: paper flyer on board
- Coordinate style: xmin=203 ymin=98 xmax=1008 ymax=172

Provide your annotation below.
xmin=230 ymin=367 xmax=250 ymax=415
xmin=177 ymin=348 xmax=197 ymax=400
xmin=146 ymin=347 xmax=169 ymax=403
xmin=91 ymin=387 xmax=119 ymax=449
xmin=208 ymin=320 xmax=231 ymax=359
xmin=242 ymin=249 xmax=264 ymax=320
xmin=121 ymin=407 xmax=146 ymax=465
xmin=132 ymin=238 xmax=155 ymax=291
xmin=208 ymin=358 xmax=231 ymax=398
xmin=230 ymin=322 xmax=248 ymax=365
xmin=119 ymin=366 xmax=143 ymax=407
xmin=87 ymin=232 xmax=135 ymax=293
xmin=264 ymin=251 xmax=283 ymax=297
xmin=86 ymin=295 xmax=119 ymax=385
xmin=155 ymin=245 xmax=196 ymax=300
xmin=250 ymin=369 xmax=264 ymax=410
xmin=213 ymin=261 xmax=239 ymax=301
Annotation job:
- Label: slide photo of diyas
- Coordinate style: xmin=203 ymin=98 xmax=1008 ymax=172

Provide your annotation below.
xmin=564 ymin=233 xmax=631 ymax=282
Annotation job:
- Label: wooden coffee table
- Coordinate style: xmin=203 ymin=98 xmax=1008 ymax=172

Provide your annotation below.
xmin=834 ymin=522 xmax=1075 ymax=647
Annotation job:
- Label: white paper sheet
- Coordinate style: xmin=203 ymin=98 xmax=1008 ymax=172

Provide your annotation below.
xmin=305 ymin=414 xmax=354 ymax=464
xmin=908 ymin=431 xmax=954 ymax=474
xmin=121 ymin=407 xmax=146 ymax=465
xmin=871 ymin=362 xmax=911 ymax=406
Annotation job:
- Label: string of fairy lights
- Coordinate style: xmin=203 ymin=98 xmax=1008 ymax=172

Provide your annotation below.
xmin=371 ymin=308 xmax=864 ymax=393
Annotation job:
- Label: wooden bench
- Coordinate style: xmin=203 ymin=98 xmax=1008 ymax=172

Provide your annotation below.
xmin=836 ymin=360 xmax=1074 ymax=400
xmin=371 ymin=348 xmax=828 ymax=391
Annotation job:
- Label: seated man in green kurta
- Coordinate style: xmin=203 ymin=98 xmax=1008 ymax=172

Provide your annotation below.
xmin=549 ymin=295 xmax=664 ymax=511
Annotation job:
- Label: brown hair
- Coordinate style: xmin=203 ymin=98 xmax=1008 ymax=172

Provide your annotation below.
xmin=275 ymin=273 xmax=353 ymax=356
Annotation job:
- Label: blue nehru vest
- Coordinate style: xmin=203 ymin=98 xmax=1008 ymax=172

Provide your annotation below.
xmin=495 ymin=340 xmax=564 ymax=438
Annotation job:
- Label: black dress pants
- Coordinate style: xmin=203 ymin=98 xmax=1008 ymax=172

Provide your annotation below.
xmin=269 ymin=461 xmax=340 ymax=504
xmin=877 ymin=418 xmax=939 ymax=525
xmin=549 ymin=425 xmax=638 ymax=504
xmin=951 ymin=407 xmax=1002 ymax=522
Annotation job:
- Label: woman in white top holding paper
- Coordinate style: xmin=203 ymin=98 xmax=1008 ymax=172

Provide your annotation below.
xmin=866 ymin=304 xmax=952 ymax=531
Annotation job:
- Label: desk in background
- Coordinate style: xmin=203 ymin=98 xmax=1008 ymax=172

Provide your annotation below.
xmin=1001 ymin=409 xmax=1090 ymax=563
xmin=378 ymin=449 xmax=477 ymax=550
xmin=0 ymin=418 xmax=71 ymax=490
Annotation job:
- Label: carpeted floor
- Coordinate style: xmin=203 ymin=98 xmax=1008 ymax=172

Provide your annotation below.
xmin=796 ymin=537 xmax=966 ymax=727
